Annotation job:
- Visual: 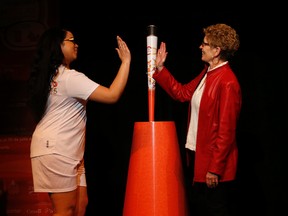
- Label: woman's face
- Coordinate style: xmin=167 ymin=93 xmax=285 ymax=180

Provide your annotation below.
xmin=199 ymin=36 xmax=219 ymax=65
xmin=61 ymin=31 xmax=78 ymax=66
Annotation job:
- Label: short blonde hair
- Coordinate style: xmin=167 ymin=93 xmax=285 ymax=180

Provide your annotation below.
xmin=204 ymin=23 xmax=240 ymax=60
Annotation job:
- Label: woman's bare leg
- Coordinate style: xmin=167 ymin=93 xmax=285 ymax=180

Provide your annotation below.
xmin=49 ymin=190 xmax=77 ymax=216
xmin=75 ymin=186 xmax=88 ymax=216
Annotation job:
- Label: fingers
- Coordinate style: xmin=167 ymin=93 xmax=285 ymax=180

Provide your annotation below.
xmin=206 ymin=172 xmax=219 ymax=188
xmin=206 ymin=180 xmax=218 ymax=188
xmin=117 ymin=36 xmax=129 ymax=51
xmin=208 ymin=181 xmax=218 ymax=188
xmin=115 ymin=36 xmax=131 ymax=63
xmin=158 ymin=42 xmax=166 ymax=54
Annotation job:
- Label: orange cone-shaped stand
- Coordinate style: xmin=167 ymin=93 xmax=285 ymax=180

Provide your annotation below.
xmin=123 ymin=121 xmax=189 ymax=216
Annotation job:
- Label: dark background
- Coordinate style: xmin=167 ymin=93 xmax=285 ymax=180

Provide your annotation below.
xmin=1 ymin=1 xmax=287 ymax=215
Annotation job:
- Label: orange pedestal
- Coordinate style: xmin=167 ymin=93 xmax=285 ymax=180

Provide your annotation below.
xmin=123 ymin=121 xmax=189 ymax=216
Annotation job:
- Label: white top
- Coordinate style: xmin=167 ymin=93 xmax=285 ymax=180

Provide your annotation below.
xmin=185 ymin=61 xmax=228 ymax=151
xmin=30 ymin=65 xmax=99 ymax=160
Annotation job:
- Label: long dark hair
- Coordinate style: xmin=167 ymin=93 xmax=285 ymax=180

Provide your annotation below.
xmin=28 ymin=27 xmax=67 ymax=123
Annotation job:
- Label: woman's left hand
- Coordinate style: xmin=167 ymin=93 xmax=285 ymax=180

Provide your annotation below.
xmin=156 ymin=42 xmax=168 ymax=71
xmin=206 ymin=172 xmax=219 ymax=188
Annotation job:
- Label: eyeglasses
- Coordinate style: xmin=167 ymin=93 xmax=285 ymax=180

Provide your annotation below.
xmin=64 ymin=38 xmax=77 ymax=45
xmin=201 ymin=41 xmax=210 ymax=46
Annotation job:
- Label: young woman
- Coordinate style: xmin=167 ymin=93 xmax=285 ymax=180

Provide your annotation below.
xmin=28 ymin=27 xmax=131 ymax=216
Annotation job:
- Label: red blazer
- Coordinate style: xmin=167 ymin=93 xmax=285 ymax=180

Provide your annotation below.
xmin=153 ymin=64 xmax=242 ymax=182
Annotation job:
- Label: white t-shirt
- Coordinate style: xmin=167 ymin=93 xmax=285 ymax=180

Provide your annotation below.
xmin=30 ymin=65 xmax=99 ymax=160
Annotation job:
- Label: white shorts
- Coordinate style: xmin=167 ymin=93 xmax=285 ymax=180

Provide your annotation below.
xmin=31 ymin=154 xmax=87 ymax=193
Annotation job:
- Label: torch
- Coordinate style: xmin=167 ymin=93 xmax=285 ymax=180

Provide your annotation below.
xmin=146 ymin=25 xmax=158 ymax=122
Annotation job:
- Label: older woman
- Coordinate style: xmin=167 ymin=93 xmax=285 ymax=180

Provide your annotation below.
xmin=154 ymin=23 xmax=241 ymax=216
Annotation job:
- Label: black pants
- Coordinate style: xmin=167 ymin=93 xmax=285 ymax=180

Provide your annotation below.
xmin=185 ymin=151 xmax=239 ymax=216
xmin=190 ymin=181 xmax=238 ymax=216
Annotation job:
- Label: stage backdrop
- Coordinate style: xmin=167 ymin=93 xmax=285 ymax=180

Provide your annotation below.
xmin=0 ymin=0 xmax=59 ymax=136
xmin=0 ymin=1 xmax=60 ymax=215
